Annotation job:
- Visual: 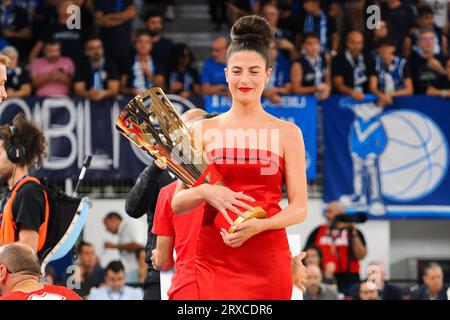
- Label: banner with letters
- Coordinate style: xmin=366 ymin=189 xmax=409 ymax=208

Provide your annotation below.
xmin=204 ymin=95 xmax=318 ymax=180
xmin=0 ymin=95 xmax=195 ymax=180
xmin=323 ymin=95 xmax=450 ymax=219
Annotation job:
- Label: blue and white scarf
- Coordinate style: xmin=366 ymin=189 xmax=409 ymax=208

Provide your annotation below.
xmin=345 ymin=50 xmax=367 ymax=91
xmin=169 ymin=71 xmax=192 ymax=92
xmin=132 ymin=56 xmax=155 ymax=91
xmin=0 ymin=3 xmax=14 ymax=29
xmin=304 ymin=10 xmax=328 ymax=51
xmin=305 ymin=54 xmax=324 ymax=85
xmin=375 ymin=55 xmax=406 ymax=93
xmin=91 ymin=58 xmax=106 ymax=90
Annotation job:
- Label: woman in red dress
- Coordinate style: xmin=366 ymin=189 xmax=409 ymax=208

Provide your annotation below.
xmin=171 ymin=15 xmax=308 ymax=299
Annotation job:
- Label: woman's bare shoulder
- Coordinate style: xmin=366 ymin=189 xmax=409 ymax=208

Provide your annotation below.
xmin=272 ymin=117 xmax=301 ymax=133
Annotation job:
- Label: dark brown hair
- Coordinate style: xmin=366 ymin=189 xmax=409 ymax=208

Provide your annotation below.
xmin=227 ymin=15 xmax=274 ymax=70
xmin=0 ymin=113 xmax=47 ymax=169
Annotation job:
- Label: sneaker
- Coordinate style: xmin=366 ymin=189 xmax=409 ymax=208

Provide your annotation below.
xmin=340 ymin=194 xmax=367 ymax=207
xmin=368 ymin=200 xmax=386 ymax=216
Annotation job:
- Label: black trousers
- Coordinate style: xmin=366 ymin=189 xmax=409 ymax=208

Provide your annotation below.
xmin=143 ymin=277 xmax=161 ymax=300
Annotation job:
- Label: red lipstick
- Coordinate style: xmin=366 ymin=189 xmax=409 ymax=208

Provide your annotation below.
xmin=239 ymin=87 xmax=252 ymax=92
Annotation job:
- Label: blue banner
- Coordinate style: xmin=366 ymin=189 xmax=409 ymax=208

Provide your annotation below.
xmin=0 ymin=95 xmax=194 ymax=180
xmin=204 ymin=95 xmax=318 ymax=180
xmin=323 ymin=95 xmax=450 ymax=219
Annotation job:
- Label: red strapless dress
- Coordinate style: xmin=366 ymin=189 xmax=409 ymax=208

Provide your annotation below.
xmin=194 ymin=148 xmax=293 ymax=300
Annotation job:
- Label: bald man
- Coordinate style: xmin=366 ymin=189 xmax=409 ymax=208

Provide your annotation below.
xmin=0 ymin=243 xmax=81 ymax=300
xmin=201 ymin=37 xmax=229 ymax=96
xmin=332 ymin=31 xmax=369 ymax=101
xmin=0 ymin=54 xmax=10 ymax=103
xmin=304 ymin=264 xmax=339 ymax=300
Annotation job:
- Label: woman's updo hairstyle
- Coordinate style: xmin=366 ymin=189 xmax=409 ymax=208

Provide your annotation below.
xmin=227 ymin=15 xmax=274 ymax=70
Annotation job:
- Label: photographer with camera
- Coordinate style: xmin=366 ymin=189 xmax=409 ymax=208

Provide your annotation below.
xmin=305 ymin=201 xmax=367 ymax=296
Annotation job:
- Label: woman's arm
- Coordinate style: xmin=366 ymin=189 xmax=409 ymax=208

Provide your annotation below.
xmin=171 ymin=121 xmax=255 ymax=222
xmin=259 ymin=122 xmax=308 ymax=229
xmin=369 ymin=75 xmax=382 ymax=96
xmin=171 ymin=180 xmax=205 ymax=214
xmin=151 ymin=236 xmax=174 ymax=271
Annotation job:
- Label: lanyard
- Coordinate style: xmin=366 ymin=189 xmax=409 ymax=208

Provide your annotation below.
xmin=304 ymin=54 xmax=323 ymax=85
xmin=266 ymin=62 xmax=278 ymax=88
xmin=170 ymin=71 xmax=191 ymax=92
xmin=107 ymin=288 xmax=124 ymax=300
xmin=133 ymin=56 xmax=154 ymax=90
xmin=304 ymin=11 xmax=327 ymax=50
xmin=345 ymin=50 xmax=366 ymax=91
xmin=91 ymin=58 xmax=105 ymax=90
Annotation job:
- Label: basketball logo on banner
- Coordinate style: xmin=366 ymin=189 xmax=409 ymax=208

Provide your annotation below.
xmin=379 ymin=110 xmax=448 ymax=201
xmin=338 ymin=95 xmax=449 ymax=216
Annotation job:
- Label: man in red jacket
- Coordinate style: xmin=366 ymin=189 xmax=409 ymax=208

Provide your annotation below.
xmin=0 ymin=243 xmax=81 ymax=300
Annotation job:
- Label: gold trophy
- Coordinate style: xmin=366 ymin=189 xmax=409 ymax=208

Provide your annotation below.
xmin=116 ymin=87 xmax=266 ymax=232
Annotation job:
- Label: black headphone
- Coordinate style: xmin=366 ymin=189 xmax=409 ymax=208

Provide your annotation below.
xmin=0 ymin=126 xmax=26 ymax=163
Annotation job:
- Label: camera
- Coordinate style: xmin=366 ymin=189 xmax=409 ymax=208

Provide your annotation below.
xmin=332 ymin=212 xmax=368 ymax=226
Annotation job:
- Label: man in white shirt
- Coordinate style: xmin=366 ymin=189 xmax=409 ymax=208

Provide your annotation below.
xmin=89 ymin=261 xmax=143 ymax=300
xmin=103 ymin=212 xmax=146 ymax=284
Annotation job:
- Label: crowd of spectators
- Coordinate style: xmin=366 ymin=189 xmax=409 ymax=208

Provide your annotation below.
xmin=41 ymin=203 xmax=448 ymax=301
xmin=294 ymin=201 xmax=450 ymax=300
xmin=0 ymin=0 xmax=449 ymax=107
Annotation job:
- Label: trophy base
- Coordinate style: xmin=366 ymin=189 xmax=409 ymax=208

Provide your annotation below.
xmin=214 ymin=206 xmax=267 ymax=233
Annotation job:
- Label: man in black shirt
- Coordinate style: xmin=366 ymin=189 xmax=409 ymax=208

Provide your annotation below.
xmin=410 ymin=29 xmax=447 ymax=94
xmin=0 ymin=0 xmax=32 ymax=61
xmin=332 ymin=31 xmax=369 ymax=100
xmin=73 ymin=37 xmax=120 ymax=101
xmin=94 ymin=0 xmax=136 ymax=75
xmin=29 ymin=0 xmax=84 ymax=65
xmin=380 ymin=0 xmax=416 ymax=53
xmin=145 ymin=10 xmax=174 ymax=81
xmin=1 ymin=46 xmax=31 ymax=98
xmin=125 ymin=160 xmax=174 ymax=300
xmin=0 ymin=112 xmax=48 ymax=253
